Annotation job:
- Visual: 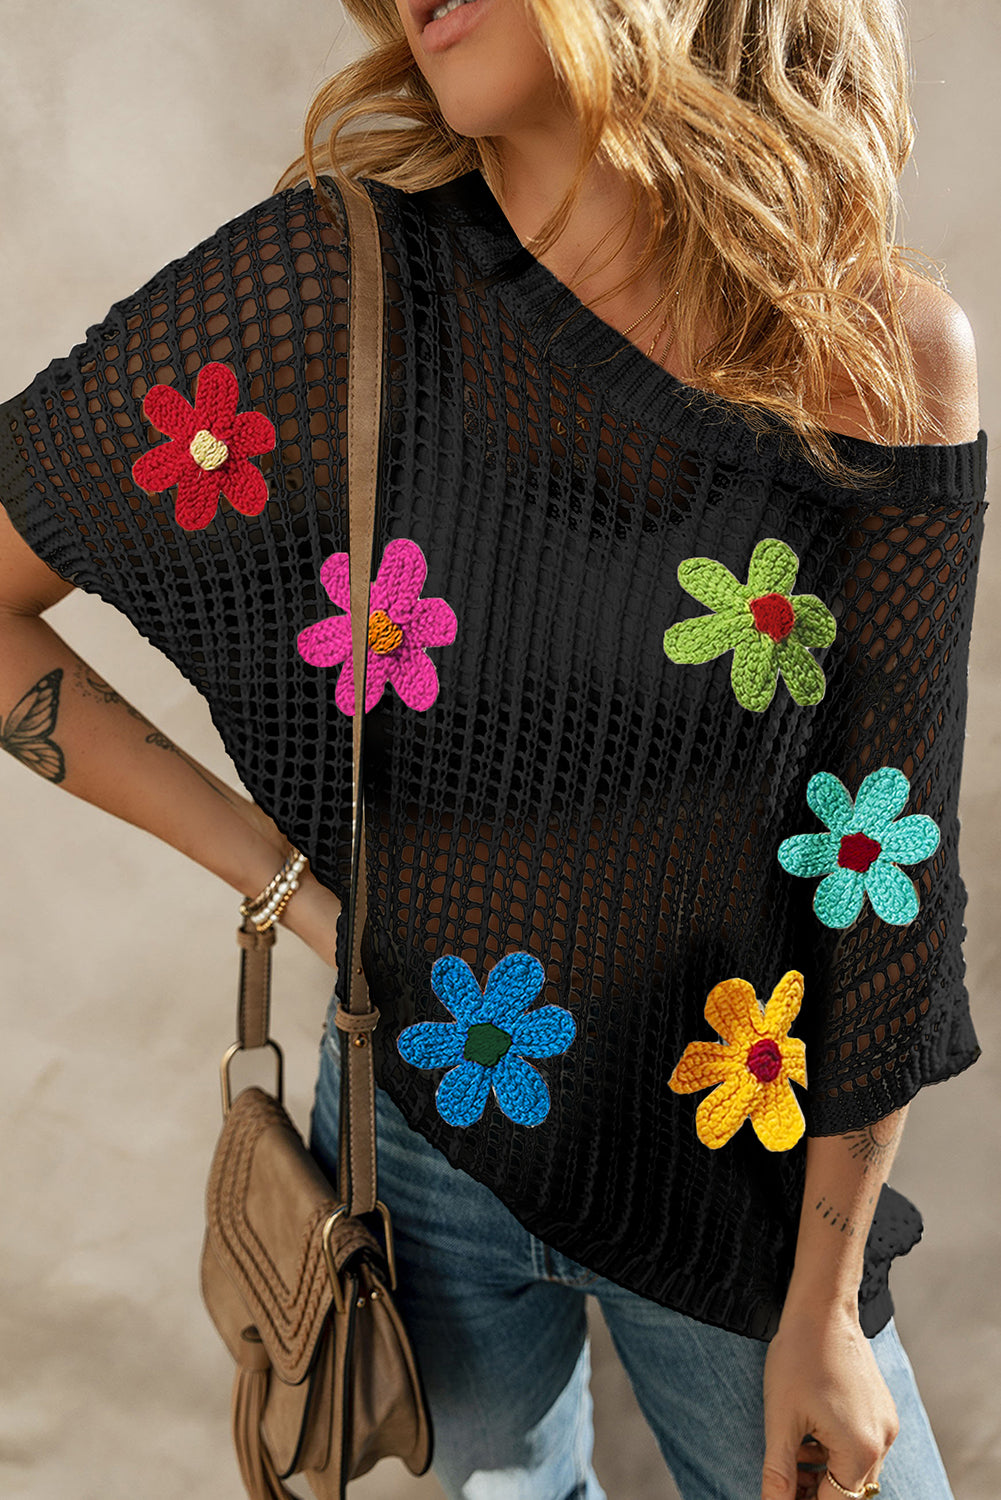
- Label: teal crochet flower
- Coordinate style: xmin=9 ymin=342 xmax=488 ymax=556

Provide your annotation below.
xmin=397 ymin=951 xmax=576 ymax=1128
xmin=662 ymin=538 xmax=836 ymax=712
xmin=777 ymin=767 xmax=941 ymax=928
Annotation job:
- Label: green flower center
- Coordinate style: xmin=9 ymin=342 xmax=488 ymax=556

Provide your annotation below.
xmin=748 ymin=592 xmax=795 ymax=641
xmin=746 ymin=1037 xmax=783 ymax=1083
xmin=368 ymin=608 xmax=403 ymax=655
xmin=838 ymin=831 xmax=882 ymax=873
xmin=463 ymin=1022 xmax=512 ymax=1067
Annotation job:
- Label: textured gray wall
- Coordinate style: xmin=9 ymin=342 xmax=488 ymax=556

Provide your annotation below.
xmin=0 ymin=4 xmax=997 ymax=1497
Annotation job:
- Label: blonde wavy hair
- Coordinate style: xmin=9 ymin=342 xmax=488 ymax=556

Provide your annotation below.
xmin=276 ymin=0 xmax=942 ymax=485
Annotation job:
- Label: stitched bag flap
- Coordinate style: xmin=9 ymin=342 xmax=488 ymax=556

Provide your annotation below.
xmin=203 ymin=1086 xmax=382 ymax=1385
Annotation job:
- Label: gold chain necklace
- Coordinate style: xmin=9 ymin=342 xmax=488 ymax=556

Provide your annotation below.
xmin=617 ymin=286 xmax=677 ymax=366
xmin=644 ymin=300 xmax=676 ymax=364
xmin=560 ymin=216 xmax=678 ymax=368
xmin=619 ymin=286 xmax=669 ymax=340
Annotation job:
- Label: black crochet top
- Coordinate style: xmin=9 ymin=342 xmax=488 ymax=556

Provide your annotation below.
xmin=0 ymin=170 xmax=988 ymax=1341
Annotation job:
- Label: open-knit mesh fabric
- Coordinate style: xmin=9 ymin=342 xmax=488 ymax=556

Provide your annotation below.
xmin=0 ymin=170 xmax=986 ymax=1340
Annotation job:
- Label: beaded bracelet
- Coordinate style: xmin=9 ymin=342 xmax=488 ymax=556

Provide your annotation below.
xmin=824 ymin=1474 xmax=880 ymax=1499
xmin=240 ymin=847 xmax=308 ymax=931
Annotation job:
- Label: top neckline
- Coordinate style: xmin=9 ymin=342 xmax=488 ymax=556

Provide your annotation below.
xmin=365 ymin=169 xmax=988 ymax=501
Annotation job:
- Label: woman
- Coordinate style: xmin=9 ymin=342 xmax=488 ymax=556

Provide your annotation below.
xmin=0 ymin=2 xmax=985 ymax=1499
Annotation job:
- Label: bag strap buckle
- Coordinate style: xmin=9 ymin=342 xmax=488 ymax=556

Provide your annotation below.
xmin=322 ymin=1200 xmax=399 ymax=1315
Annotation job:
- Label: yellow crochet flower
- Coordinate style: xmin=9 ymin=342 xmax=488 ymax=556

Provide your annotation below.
xmin=669 ymin=972 xmax=807 ymax=1151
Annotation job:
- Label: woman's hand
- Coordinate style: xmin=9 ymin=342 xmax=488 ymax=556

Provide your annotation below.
xmin=762 ymin=1297 xmax=898 ymax=1500
xmin=763 ymin=1106 xmax=910 ymax=1499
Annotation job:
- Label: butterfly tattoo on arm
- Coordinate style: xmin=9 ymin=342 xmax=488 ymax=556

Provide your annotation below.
xmin=0 ymin=668 xmax=66 ymax=783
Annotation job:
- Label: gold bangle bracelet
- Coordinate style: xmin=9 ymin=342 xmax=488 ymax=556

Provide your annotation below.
xmin=241 ymin=848 xmax=308 ymax=931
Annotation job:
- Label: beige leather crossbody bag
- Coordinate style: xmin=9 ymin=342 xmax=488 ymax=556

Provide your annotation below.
xmin=200 ymin=170 xmax=433 ymax=1500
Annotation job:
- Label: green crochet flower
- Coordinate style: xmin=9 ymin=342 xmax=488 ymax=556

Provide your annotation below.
xmin=662 ymin=538 xmax=836 ymax=712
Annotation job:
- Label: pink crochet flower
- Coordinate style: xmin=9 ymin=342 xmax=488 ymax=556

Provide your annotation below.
xmin=297 ymin=537 xmax=457 ymax=714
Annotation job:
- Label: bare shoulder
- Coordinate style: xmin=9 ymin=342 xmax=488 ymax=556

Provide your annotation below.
xmin=822 ymin=268 xmax=980 ymax=447
xmin=895 ymin=269 xmax=980 ymax=445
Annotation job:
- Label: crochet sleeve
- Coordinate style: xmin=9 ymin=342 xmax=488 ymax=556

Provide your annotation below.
xmin=0 ymin=176 xmax=356 ymax=901
xmin=796 ymin=471 xmax=988 ymax=1134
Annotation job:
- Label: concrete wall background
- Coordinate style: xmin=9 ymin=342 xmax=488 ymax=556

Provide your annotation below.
xmin=0 ymin=3 xmax=997 ymax=1497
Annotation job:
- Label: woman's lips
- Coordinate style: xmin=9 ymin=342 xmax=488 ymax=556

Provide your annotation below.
xmin=420 ymin=0 xmax=493 ymax=54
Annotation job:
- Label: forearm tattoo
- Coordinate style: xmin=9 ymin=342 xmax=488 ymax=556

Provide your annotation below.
xmin=843 ymin=1114 xmax=905 ymax=1175
xmin=0 ymin=668 xmax=66 ymax=782
xmin=76 ymin=664 xmax=149 ymax=724
xmin=74 ymin=664 xmax=239 ymax=807
xmin=813 ymin=1196 xmax=856 ymax=1237
xmin=811 ymin=1114 xmax=905 ymax=1237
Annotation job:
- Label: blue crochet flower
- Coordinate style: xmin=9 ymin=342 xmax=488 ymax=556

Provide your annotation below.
xmin=777 ymin=767 xmax=940 ymax=929
xmin=397 ymin=951 xmax=576 ymax=1128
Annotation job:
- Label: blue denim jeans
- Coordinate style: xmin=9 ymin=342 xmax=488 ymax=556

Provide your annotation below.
xmin=309 ymin=1026 xmax=954 ymax=1500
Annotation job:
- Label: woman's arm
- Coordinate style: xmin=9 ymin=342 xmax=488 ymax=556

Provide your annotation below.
xmin=762 ymin=1109 xmax=908 ymax=1500
xmin=0 ymin=506 xmax=340 ymax=964
xmin=786 ymin=1110 xmax=909 ymax=1317
xmin=761 ymin=279 xmax=980 ymax=1500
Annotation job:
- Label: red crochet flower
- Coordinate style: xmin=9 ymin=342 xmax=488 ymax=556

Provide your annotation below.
xmin=131 ymin=362 xmax=276 ymax=531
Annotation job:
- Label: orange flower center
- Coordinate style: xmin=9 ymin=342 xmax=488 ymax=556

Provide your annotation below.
xmin=189 ymin=428 xmax=229 ymax=472
xmin=838 ymin=831 xmax=882 ymax=873
xmin=368 ymin=609 xmax=403 ymax=655
xmin=746 ymin=1037 xmax=783 ymax=1083
xmin=748 ymin=592 xmax=795 ymax=641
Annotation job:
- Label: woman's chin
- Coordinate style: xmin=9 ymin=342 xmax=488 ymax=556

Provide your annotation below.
xmin=433 ymin=102 xmax=516 ymax=142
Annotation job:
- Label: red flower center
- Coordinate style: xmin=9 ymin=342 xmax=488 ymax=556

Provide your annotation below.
xmin=746 ymin=1037 xmax=783 ymax=1083
xmin=837 ymin=831 xmax=882 ymax=873
xmin=748 ymin=592 xmax=796 ymax=641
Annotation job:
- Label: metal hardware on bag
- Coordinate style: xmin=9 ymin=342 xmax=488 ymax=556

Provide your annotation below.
xmin=373 ymin=1201 xmax=399 ymax=1291
xmin=322 ymin=1207 xmax=350 ymax=1314
xmin=322 ymin=1199 xmax=399 ymax=1315
xmin=219 ymin=1038 xmax=285 ymax=1117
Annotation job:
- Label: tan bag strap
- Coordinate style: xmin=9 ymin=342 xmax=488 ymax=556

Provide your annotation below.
xmin=235 ymin=920 xmax=275 ymax=1053
xmin=231 ymin=173 xmax=385 ymax=1218
xmin=335 ymin=171 xmax=385 ymax=1218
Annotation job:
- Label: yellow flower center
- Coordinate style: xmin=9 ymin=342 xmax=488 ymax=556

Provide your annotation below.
xmin=368 ymin=609 xmax=403 ymax=655
xmin=189 ymin=428 xmax=229 ymax=471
